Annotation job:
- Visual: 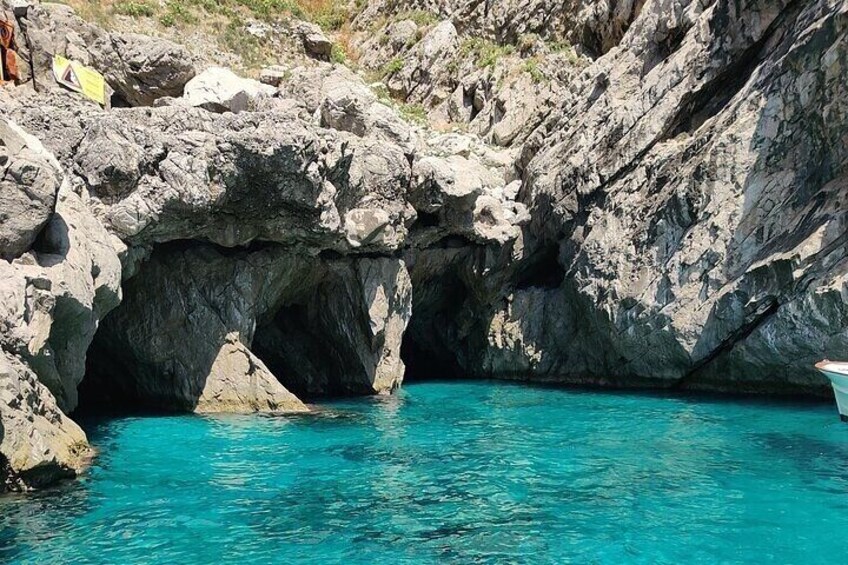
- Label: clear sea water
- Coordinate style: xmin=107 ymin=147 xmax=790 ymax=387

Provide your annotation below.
xmin=1 ymin=381 xmax=847 ymax=564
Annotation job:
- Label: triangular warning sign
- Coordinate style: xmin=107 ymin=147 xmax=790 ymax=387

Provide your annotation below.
xmin=61 ymin=64 xmax=81 ymax=89
xmin=52 ymin=55 xmax=106 ymax=105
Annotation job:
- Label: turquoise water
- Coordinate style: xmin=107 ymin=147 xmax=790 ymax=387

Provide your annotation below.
xmin=2 ymin=381 xmax=848 ymax=564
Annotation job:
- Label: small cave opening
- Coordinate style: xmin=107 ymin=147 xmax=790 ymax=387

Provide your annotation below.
xmin=74 ymin=239 xmax=497 ymax=414
xmin=513 ymin=243 xmax=565 ymax=290
xmin=251 ymin=300 xmax=356 ymax=400
xmin=400 ymin=270 xmax=473 ymax=383
xmin=76 ymin=320 xmax=167 ymax=417
xmin=110 ymin=92 xmax=133 ymax=109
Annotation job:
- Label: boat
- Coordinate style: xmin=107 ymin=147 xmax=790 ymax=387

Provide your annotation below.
xmin=815 ymin=360 xmax=848 ymax=421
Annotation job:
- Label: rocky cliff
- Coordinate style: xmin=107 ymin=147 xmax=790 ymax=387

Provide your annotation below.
xmin=0 ymin=0 xmax=845 ymax=491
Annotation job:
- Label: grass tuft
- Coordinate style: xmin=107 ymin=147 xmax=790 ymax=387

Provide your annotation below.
xmin=113 ymin=0 xmax=156 ymax=17
xmin=381 ymin=57 xmax=404 ymax=77
xmin=460 ymin=38 xmax=515 ymax=69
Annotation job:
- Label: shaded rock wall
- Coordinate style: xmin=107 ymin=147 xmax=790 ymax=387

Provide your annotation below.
xmin=83 ymin=244 xmax=411 ymax=410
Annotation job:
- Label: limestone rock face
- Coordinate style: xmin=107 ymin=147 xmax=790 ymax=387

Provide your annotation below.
xmin=353 ymin=6 xmax=589 ymax=148
xmin=357 ymin=0 xmax=848 ymax=397
xmin=384 ymin=20 xmax=459 ymax=106
xmin=0 ymin=120 xmax=122 ymax=414
xmin=410 ymin=154 xmax=527 ymax=245
xmin=0 ymin=52 xmax=519 ymax=421
xmin=0 ymin=118 xmax=121 ymax=492
xmin=15 ymin=2 xmax=195 ymax=107
xmin=423 ymin=0 xmax=847 ymax=394
xmin=0 ymin=120 xmax=60 ymax=260
xmin=354 ymin=0 xmax=637 ymax=51
xmin=0 ymin=352 xmax=90 ymax=492
xmin=2 ymin=0 xmax=846 ymax=493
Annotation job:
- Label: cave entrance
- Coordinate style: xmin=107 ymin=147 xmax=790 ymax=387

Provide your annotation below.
xmin=400 ymin=269 xmax=473 ymax=383
xmin=252 ymin=300 xmax=354 ymax=400
xmin=76 ymin=240 xmax=493 ymax=414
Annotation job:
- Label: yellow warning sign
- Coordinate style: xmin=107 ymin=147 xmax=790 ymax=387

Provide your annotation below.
xmin=52 ymin=55 xmax=106 ymax=105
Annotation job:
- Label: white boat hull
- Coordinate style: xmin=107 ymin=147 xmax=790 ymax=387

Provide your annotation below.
xmin=815 ymin=361 xmax=848 ymax=421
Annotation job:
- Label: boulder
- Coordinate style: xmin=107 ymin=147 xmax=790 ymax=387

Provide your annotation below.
xmin=182 ymin=67 xmax=276 ymax=113
xmin=91 ymin=32 xmax=197 ymax=106
xmin=409 ymin=153 xmax=524 ymax=245
xmin=0 ymin=120 xmax=60 ymax=260
xmin=296 ymin=21 xmax=333 ymax=60
xmin=259 ymin=65 xmax=290 ymax=87
xmin=320 ymin=74 xmax=378 ymax=135
xmin=193 ymin=334 xmax=309 ymax=414
xmin=15 ymin=3 xmax=194 ymax=107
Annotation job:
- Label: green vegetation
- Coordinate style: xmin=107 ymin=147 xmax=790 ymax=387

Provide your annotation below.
xmin=523 ymin=57 xmax=545 ymax=83
xmin=397 ymin=101 xmax=427 ymax=124
xmin=57 ymin=0 xmax=362 ymax=71
xmin=330 ymin=43 xmax=347 ymax=64
xmin=370 ymin=82 xmax=392 ymax=103
xmin=548 ymin=40 xmax=582 ymax=65
xmin=517 ymin=33 xmax=539 ymax=52
xmin=460 ymin=38 xmax=515 ymax=69
xmin=396 ymin=10 xmax=438 ymax=27
xmin=160 ymin=1 xmax=196 ymax=26
xmin=61 ymin=0 xmax=354 ymax=30
xmin=220 ymin=17 xmax=270 ymax=67
xmin=381 ymin=57 xmax=404 ymax=77
xmin=370 ymin=83 xmax=428 ymax=125
xmin=113 ymin=1 xmax=156 ymax=17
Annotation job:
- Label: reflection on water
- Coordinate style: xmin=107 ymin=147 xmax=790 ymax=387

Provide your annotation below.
xmin=1 ymin=381 xmax=847 ymax=564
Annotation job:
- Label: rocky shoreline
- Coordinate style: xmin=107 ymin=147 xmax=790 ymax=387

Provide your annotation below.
xmin=0 ymin=0 xmax=845 ymax=491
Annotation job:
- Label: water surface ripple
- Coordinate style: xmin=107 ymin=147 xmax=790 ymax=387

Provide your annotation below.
xmin=1 ymin=381 xmax=847 ymax=563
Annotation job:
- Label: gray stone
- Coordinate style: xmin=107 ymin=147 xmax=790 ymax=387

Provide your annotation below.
xmin=296 ymin=21 xmax=333 ymax=60
xmin=91 ymin=32 xmax=197 ymax=107
xmin=0 ymin=120 xmax=60 ymax=260
xmin=15 ymin=3 xmax=194 ymax=107
xmin=385 ymin=20 xmax=458 ymax=105
xmin=182 ymin=67 xmax=276 ymax=113
xmin=259 ymin=65 xmax=290 ymax=87
xmin=0 ymin=351 xmax=91 ymax=492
